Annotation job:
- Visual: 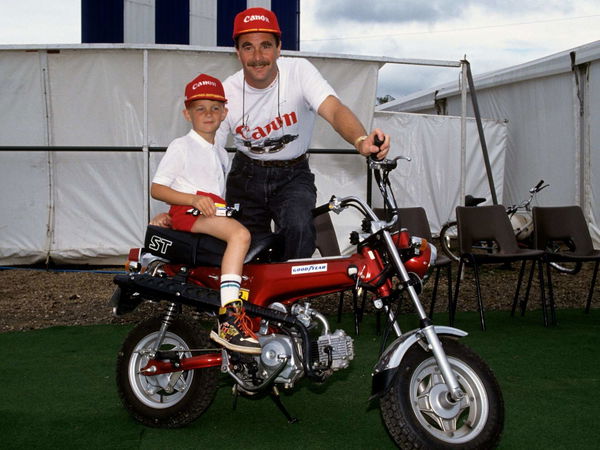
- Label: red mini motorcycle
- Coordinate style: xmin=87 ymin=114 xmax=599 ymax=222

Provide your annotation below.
xmin=111 ymin=156 xmax=504 ymax=449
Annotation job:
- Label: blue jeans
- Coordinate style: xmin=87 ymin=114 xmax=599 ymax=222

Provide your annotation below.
xmin=226 ymin=153 xmax=317 ymax=260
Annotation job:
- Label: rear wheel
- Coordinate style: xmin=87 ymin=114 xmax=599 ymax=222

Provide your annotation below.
xmin=116 ymin=316 xmax=220 ymax=428
xmin=380 ymin=338 xmax=504 ymax=449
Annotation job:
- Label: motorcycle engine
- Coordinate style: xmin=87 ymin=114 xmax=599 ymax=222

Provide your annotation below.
xmin=313 ymin=329 xmax=354 ymax=371
xmin=252 ymin=303 xmax=354 ymax=389
xmin=258 ymin=333 xmax=303 ymax=387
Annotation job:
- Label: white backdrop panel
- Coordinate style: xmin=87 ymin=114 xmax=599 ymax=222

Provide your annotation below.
xmin=373 ymin=111 xmax=507 ymax=234
xmin=0 ymin=152 xmax=50 ymax=264
xmin=445 ymin=73 xmax=577 ymax=209
xmin=0 ymin=52 xmax=47 ymax=146
xmin=47 ymin=50 xmax=145 ymax=146
xmin=50 ymin=151 xmax=146 ymax=264
xmin=588 ymin=59 xmax=600 ymax=243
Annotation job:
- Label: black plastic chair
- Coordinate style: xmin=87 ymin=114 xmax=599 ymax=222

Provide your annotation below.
xmin=374 ymin=207 xmax=452 ymax=320
xmin=313 ymin=213 xmax=363 ymax=334
xmin=451 ymin=205 xmax=547 ymax=330
xmin=531 ymin=206 xmax=600 ymax=322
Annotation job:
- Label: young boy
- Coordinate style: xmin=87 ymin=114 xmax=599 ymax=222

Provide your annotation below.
xmin=151 ymin=73 xmax=260 ymax=354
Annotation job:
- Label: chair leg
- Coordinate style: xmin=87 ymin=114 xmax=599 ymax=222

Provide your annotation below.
xmin=510 ymin=260 xmax=528 ymax=317
xmin=585 ymin=260 xmax=599 ymax=313
xmin=470 ymin=257 xmax=486 ymax=331
xmin=337 ymin=291 xmax=345 ymax=323
xmin=450 ymin=259 xmax=464 ymax=326
xmin=446 ymin=264 xmax=452 ymax=320
xmin=519 ymin=259 xmax=537 ymax=316
xmin=544 ymin=259 xmax=557 ymax=326
xmin=358 ymin=290 xmax=368 ymax=324
xmin=430 ymin=266 xmax=441 ymax=319
xmin=352 ymin=289 xmax=360 ymax=335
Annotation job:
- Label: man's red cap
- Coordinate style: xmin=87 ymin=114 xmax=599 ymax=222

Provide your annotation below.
xmin=232 ymin=7 xmax=281 ymax=40
xmin=184 ymin=73 xmax=227 ymax=107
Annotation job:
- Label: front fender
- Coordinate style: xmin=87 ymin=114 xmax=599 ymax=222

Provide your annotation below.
xmin=370 ymin=326 xmax=467 ymax=399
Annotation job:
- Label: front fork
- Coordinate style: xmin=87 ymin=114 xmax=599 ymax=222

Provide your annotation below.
xmin=381 ymin=230 xmax=465 ymax=401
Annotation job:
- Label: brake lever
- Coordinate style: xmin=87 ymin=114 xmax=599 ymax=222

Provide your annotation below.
xmin=368 ymin=155 xmax=410 ymax=171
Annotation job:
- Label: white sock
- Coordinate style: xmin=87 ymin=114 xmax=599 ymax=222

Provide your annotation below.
xmin=220 ymin=274 xmax=242 ymax=307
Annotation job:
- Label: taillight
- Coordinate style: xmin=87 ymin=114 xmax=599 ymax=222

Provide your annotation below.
xmin=127 ymin=248 xmax=142 ymax=272
xmin=128 ymin=248 xmax=141 ymax=262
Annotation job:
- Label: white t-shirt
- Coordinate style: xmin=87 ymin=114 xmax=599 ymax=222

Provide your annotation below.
xmin=216 ymin=57 xmax=337 ymax=161
xmin=153 ymin=129 xmax=230 ymax=197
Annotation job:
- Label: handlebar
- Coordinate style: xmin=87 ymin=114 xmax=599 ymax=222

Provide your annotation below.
xmin=530 ymin=179 xmax=549 ymax=194
xmin=311 ymin=197 xmax=334 ymax=217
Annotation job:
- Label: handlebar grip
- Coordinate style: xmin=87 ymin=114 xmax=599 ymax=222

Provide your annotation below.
xmin=311 ymin=202 xmax=331 ymax=217
xmin=374 ymin=134 xmax=384 ymax=148
xmin=535 ymin=180 xmax=544 ymax=189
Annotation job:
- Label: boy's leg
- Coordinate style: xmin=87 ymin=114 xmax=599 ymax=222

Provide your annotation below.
xmin=212 ymin=273 xmax=261 ymax=354
xmin=191 ymin=216 xmax=260 ymax=354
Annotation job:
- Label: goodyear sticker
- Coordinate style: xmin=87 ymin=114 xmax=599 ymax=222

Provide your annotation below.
xmin=291 ymin=263 xmax=327 ymax=275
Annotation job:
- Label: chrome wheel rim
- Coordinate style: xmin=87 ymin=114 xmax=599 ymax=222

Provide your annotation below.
xmin=409 ymin=356 xmax=489 ymax=444
xmin=128 ymin=331 xmax=194 ymax=409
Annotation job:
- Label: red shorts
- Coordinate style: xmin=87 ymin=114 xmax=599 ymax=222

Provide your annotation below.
xmin=169 ymin=191 xmax=226 ymax=232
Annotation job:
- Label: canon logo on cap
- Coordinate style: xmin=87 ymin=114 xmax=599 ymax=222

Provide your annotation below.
xmin=244 ymin=15 xmax=270 ymax=23
xmin=192 ymin=80 xmax=217 ymax=90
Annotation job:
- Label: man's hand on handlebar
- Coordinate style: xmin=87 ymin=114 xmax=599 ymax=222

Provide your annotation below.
xmin=356 ymin=129 xmax=390 ymax=160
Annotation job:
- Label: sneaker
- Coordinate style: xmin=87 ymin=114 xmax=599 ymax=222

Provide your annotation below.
xmin=210 ymin=302 xmax=261 ymax=354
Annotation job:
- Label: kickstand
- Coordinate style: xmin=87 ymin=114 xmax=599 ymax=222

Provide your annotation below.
xmin=270 ymin=386 xmax=298 ymax=424
xmin=232 ymin=384 xmax=239 ymax=411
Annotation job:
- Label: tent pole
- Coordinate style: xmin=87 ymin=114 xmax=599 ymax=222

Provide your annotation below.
xmin=40 ymin=50 xmax=55 ymax=266
xmin=460 ymin=61 xmax=467 ymax=208
xmin=143 ymin=50 xmax=150 ymax=225
xmin=463 ymin=59 xmax=498 ymax=205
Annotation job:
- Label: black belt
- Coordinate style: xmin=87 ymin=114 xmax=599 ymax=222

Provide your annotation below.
xmin=236 ymin=152 xmax=308 ymax=168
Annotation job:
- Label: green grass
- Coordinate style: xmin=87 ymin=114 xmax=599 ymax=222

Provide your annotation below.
xmin=1 ymin=309 xmax=599 ymax=449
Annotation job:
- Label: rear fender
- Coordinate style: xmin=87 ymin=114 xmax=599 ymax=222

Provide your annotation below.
xmin=111 ymin=286 xmax=143 ymax=316
xmin=370 ymin=326 xmax=467 ymax=399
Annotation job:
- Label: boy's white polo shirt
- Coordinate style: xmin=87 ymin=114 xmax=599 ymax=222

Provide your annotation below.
xmin=153 ymin=129 xmax=230 ymax=197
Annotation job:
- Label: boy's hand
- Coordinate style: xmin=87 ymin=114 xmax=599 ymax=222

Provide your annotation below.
xmin=191 ymin=194 xmax=217 ymax=217
xmin=150 ymin=213 xmax=171 ymax=227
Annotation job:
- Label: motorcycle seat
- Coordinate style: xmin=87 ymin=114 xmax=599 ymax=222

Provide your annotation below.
xmin=144 ymin=225 xmax=285 ymax=267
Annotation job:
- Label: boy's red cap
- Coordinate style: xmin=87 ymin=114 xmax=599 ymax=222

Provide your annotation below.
xmin=232 ymin=7 xmax=281 ymax=40
xmin=184 ymin=73 xmax=227 ymax=107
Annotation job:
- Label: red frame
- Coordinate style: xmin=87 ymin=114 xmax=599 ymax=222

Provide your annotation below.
xmin=141 ymin=243 xmax=394 ymax=375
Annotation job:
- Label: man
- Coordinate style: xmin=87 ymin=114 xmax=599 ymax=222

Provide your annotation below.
xmin=216 ymin=7 xmax=390 ymax=260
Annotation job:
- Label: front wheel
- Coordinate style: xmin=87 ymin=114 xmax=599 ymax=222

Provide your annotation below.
xmin=440 ymin=221 xmax=460 ymax=262
xmin=116 ymin=316 xmax=220 ymax=428
xmin=546 ymin=240 xmax=582 ymax=275
xmin=380 ymin=338 xmax=504 ymax=449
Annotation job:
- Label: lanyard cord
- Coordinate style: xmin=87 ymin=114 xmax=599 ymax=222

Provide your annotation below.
xmin=242 ymin=69 xmax=281 ymax=134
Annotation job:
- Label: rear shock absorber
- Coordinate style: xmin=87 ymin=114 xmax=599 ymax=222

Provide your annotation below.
xmin=151 ymin=302 xmax=180 ymax=354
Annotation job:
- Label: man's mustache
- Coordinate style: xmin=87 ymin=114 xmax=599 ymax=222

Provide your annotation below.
xmin=248 ymin=61 xmax=269 ymax=67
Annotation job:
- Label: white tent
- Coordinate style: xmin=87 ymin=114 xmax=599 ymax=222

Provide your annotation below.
xmin=0 ymin=44 xmax=506 ymax=264
xmin=378 ymin=40 xmax=600 ymax=246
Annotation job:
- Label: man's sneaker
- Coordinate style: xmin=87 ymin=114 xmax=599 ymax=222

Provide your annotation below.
xmin=210 ymin=302 xmax=261 ymax=354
